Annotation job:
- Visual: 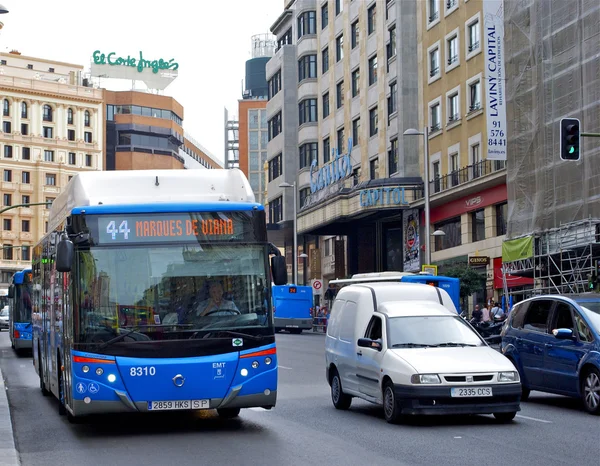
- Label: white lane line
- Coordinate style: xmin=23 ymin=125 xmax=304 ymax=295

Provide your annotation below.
xmin=516 ymin=414 xmax=553 ymax=424
xmin=279 ymin=365 xmax=292 ymax=370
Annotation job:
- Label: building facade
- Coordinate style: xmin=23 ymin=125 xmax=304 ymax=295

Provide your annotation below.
xmin=0 ymin=51 xmax=104 ymax=291
xmin=238 ymin=99 xmax=268 ymax=203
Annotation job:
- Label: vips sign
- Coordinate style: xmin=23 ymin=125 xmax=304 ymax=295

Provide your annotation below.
xmin=483 ymin=0 xmax=507 ymax=161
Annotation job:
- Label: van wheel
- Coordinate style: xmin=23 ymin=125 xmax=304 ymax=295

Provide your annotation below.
xmin=330 ymin=369 xmax=352 ymax=410
xmin=383 ymin=380 xmax=402 ymax=424
xmin=581 ymin=367 xmax=600 ymax=414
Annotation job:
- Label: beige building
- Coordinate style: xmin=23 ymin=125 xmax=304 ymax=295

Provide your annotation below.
xmin=416 ymin=0 xmax=516 ymax=308
xmin=0 ymin=51 xmax=104 ymax=291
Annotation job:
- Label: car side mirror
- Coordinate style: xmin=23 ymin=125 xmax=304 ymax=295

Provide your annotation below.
xmin=7 ymin=286 xmax=14 ymax=299
xmin=358 ymin=338 xmax=382 ymax=351
xmin=553 ymin=328 xmax=575 ymax=340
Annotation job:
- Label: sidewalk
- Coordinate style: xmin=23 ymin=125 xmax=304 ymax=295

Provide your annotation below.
xmin=0 ymin=372 xmax=20 ymax=466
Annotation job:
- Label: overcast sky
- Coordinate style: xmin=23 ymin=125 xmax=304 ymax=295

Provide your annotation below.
xmin=0 ymin=0 xmax=283 ymax=162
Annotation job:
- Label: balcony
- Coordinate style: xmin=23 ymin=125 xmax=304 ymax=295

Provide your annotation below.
xmin=431 ymin=160 xmax=506 ymax=195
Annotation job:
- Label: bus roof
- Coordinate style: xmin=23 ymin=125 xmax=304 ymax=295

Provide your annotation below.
xmin=48 ymin=169 xmax=256 ymax=232
xmin=13 ymin=268 xmax=32 ymax=285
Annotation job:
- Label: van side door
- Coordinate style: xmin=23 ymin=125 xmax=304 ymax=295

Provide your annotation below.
xmin=337 ymin=300 xmax=360 ymax=394
xmin=356 ymin=314 xmax=386 ymax=401
xmin=518 ymin=299 xmax=555 ymax=388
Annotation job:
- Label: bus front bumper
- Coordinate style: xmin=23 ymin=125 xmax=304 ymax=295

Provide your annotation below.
xmin=274 ymin=317 xmax=312 ymax=330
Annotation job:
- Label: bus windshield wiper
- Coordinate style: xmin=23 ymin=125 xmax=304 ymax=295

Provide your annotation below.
xmin=96 ymin=324 xmax=192 ymax=349
xmin=189 ymin=329 xmax=264 ymax=341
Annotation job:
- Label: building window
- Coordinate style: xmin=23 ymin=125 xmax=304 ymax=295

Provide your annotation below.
xmin=299 ymin=99 xmax=318 ymax=125
xmin=351 ymin=68 xmax=360 ymax=97
xmin=44 ymin=150 xmax=54 ymax=162
xmin=322 ymin=92 xmax=330 ymax=118
xmin=352 ymin=118 xmax=360 ymax=146
xmin=337 ymin=128 xmax=345 ymax=153
xmin=21 ymin=102 xmax=28 ymax=119
xmin=429 ymin=0 xmax=439 ymax=22
xmin=469 ymin=80 xmax=481 ymax=111
xmin=322 ymin=47 xmax=329 ymax=74
xmin=268 ymin=112 xmax=282 ymax=140
xmin=3 ymin=219 xmax=11 ymax=231
xmin=323 ymin=137 xmax=331 ymax=163
xmin=268 ymin=153 xmax=282 ymax=182
xmin=22 ymin=171 xmax=30 ymax=184
xmin=68 ymin=152 xmax=76 ymax=165
xmin=3 ymin=121 xmax=11 ymax=133
xmin=336 ymin=35 xmax=344 ymax=62
xmin=299 ymin=187 xmax=311 ymax=208
xmin=387 ymin=25 xmax=397 ymax=59
xmin=22 ymin=147 xmax=30 ymax=160
xmin=321 ymin=3 xmax=328 ymax=28
xmin=21 ymin=220 xmax=30 ymax=232
xmin=336 ymin=81 xmax=344 ymax=108
xmin=21 ymin=246 xmax=30 ymax=261
xmin=471 ymin=144 xmax=481 ymax=178
xmin=368 ymin=55 xmax=377 ymax=85
xmin=468 ymin=19 xmax=480 ymax=52
xmin=43 ymin=126 xmax=53 ymax=139
xmin=85 ymin=154 xmax=92 ymax=167
xmin=387 ymin=82 xmax=397 ymax=120
xmin=430 ymin=102 xmax=441 ymax=131
xmin=84 ymin=110 xmax=91 ymax=127
xmin=268 ymin=70 xmax=281 ymax=99
xmin=471 ymin=209 xmax=485 ymax=242
xmin=335 ymin=0 xmax=343 ymax=16
xmin=3 ymin=145 xmax=12 ymax=158
xmin=21 ymin=123 xmax=28 ymax=135
xmin=297 ymin=10 xmax=317 ymax=39
xmin=2 ymin=99 xmax=9 ymax=116
xmin=46 ymin=198 xmax=55 ymax=210
xmin=448 ymin=92 xmax=459 ymax=122
xmin=433 ymin=161 xmax=441 ymax=192
xmin=43 ymin=104 xmax=53 ymax=122
xmin=429 ymin=47 xmax=440 ymax=77
xmin=22 ymin=195 xmax=30 ymax=205
xmin=388 ymin=139 xmax=398 ymax=175
xmin=269 ymin=196 xmax=283 ymax=223
xmin=84 ymin=131 xmax=92 ymax=143
xmin=369 ymin=107 xmax=378 ymax=137
xmin=276 ymin=28 xmax=292 ymax=51
xmin=435 ymin=216 xmax=461 ymax=251
xmin=450 ymin=152 xmax=459 ymax=186
xmin=496 ymin=203 xmax=508 ymax=236
xmin=299 ymin=142 xmax=318 ymax=169
xmin=351 ymin=21 xmax=359 ymax=49
xmin=298 ymin=55 xmax=317 ymax=81
xmin=67 ymin=108 xmax=74 ymax=125
xmin=45 ymin=174 xmax=56 ymax=186
xmin=447 ymin=34 xmax=458 ymax=66
xmin=3 ymin=170 xmax=11 ymax=182
xmin=3 ymin=244 xmax=13 ymax=260
xmin=370 ymin=158 xmax=379 ymax=180
xmin=3 ymin=193 xmax=11 ymax=206
xmin=367 ymin=4 xmax=376 ymax=35
xmin=68 ymin=129 xmax=75 ymax=141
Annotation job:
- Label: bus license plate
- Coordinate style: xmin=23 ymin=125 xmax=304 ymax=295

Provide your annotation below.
xmin=450 ymin=387 xmax=492 ymax=397
xmin=148 ymin=399 xmax=210 ymax=411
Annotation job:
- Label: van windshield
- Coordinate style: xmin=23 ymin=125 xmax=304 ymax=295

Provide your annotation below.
xmin=388 ymin=316 xmax=484 ymax=348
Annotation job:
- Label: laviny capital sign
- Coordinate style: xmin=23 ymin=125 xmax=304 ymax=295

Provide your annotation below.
xmin=93 ymin=50 xmax=179 ymax=74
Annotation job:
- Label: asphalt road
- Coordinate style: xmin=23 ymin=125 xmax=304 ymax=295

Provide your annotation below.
xmin=1 ymin=330 xmax=599 ymax=466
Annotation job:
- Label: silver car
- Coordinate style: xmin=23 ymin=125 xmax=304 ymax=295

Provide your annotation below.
xmin=0 ymin=307 xmax=8 ymax=330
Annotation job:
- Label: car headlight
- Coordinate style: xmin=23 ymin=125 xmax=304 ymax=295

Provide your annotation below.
xmin=411 ymin=374 xmax=441 ymax=384
xmin=498 ymin=371 xmax=519 ymax=382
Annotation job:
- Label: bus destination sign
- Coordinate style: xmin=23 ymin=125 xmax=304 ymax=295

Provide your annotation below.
xmin=91 ymin=213 xmax=255 ymax=245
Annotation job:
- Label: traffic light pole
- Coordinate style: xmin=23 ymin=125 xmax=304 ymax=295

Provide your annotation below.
xmin=0 ymin=202 xmax=52 ymax=215
xmin=581 ymin=132 xmax=600 ymax=138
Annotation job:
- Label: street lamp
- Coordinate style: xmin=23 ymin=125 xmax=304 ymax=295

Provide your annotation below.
xmin=279 ymin=181 xmax=298 ymax=285
xmin=0 ymin=4 xmax=9 ymax=14
xmin=299 ymin=253 xmax=308 ymax=286
xmin=403 ymin=127 xmax=434 ymax=265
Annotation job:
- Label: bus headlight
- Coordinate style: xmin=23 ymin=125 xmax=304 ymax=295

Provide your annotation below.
xmin=82 ymin=365 xmax=90 ymax=373
xmin=107 ymin=374 xmax=116 ymax=383
xmin=240 ymin=368 xmax=248 ymax=377
xmin=96 ymin=368 xmax=104 ymax=376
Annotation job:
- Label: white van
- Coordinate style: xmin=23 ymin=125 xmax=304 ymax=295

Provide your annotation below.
xmin=325 ymin=282 xmax=521 ymax=423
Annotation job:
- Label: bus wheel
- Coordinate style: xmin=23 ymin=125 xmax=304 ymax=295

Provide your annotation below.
xmin=217 ymin=408 xmax=240 ymax=419
xmin=39 ymin=352 xmax=49 ymax=396
xmin=57 ymin=366 xmax=66 ymax=416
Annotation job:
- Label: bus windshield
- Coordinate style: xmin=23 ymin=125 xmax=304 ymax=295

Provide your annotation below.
xmin=75 ymin=243 xmax=270 ymax=353
xmin=14 ymin=279 xmax=33 ymax=323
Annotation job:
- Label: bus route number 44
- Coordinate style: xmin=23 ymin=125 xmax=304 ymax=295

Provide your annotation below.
xmin=107 ymin=220 xmax=131 ymax=240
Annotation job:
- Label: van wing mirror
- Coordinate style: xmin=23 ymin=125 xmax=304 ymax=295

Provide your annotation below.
xmin=56 ymin=235 xmax=74 ymax=273
xmin=271 ymin=255 xmax=287 ymax=286
xmin=357 ymin=338 xmax=382 ymax=351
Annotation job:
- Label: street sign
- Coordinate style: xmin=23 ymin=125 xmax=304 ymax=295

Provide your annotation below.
xmin=312 ymin=279 xmax=323 ymax=295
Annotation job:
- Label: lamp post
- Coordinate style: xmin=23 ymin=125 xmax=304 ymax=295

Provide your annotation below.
xmin=278 ymin=181 xmax=297 ymax=285
xmin=299 ymin=253 xmax=308 ymax=285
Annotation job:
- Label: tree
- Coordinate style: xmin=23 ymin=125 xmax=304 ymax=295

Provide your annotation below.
xmin=444 ymin=266 xmax=485 ymax=299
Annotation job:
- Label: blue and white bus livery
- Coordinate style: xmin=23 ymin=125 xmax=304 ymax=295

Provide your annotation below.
xmin=8 ymin=268 xmax=33 ymax=353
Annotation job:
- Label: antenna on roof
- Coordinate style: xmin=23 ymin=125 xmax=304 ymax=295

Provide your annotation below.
xmin=155 ymin=176 xmax=159 ymax=186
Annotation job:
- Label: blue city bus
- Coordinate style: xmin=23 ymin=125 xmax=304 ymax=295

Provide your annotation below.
xmin=272 ymin=285 xmax=313 ymax=333
xmin=8 ymin=268 xmax=33 ymax=353
xmin=32 ymin=170 xmax=287 ymax=422
xmin=330 ymin=272 xmax=462 ymax=313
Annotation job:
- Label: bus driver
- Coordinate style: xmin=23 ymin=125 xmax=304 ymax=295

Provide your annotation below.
xmin=193 ymin=280 xmax=239 ymax=317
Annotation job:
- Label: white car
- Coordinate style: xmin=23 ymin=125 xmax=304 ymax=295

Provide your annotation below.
xmin=325 ymin=283 xmax=522 ymax=423
xmin=0 ymin=306 xmax=9 ymax=330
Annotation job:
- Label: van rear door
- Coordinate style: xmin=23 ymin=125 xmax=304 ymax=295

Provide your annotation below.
xmin=336 ymin=300 xmax=360 ymax=393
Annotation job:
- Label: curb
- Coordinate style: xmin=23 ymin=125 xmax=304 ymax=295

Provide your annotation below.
xmin=0 ymin=371 xmax=20 ymax=466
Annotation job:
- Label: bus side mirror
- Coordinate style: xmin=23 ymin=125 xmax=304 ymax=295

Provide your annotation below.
xmin=56 ymin=237 xmax=74 ymax=273
xmin=271 ymin=256 xmax=287 ymax=286
xmin=7 ymin=286 xmax=14 ymax=299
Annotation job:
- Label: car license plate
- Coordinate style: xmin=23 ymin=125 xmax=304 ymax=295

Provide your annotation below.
xmin=450 ymin=387 xmax=492 ymax=397
xmin=148 ymin=399 xmax=210 ymax=411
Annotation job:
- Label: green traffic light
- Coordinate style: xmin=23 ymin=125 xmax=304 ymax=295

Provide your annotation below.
xmin=569 ymin=147 xmax=575 ymax=154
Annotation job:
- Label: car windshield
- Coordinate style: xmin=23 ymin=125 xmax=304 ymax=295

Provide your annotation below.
xmin=576 ymin=301 xmax=600 ymax=334
xmin=0 ymin=308 xmax=7 ymax=317
xmin=388 ymin=316 xmax=484 ymax=348
xmin=74 ymin=244 xmax=271 ymax=352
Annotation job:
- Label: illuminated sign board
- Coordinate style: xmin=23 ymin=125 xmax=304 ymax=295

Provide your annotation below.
xmin=359 ymin=187 xmax=410 ymax=207
xmin=288 ymin=287 xmax=297 ymax=294
xmin=310 ymin=138 xmax=353 ymax=194
xmin=88 ymin=213 xmax=263 ymax=245
xmin=92 ymin=50 xmax=179 ymax=74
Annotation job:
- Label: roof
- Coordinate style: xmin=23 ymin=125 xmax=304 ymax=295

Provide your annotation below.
xmin=48 ymin=169 xmax=255 ymax=232
xmin=13 ymin=269 xmax=32 ymax=285
xmin=378 ymin=301 xmax=457 ymax=318
xmin=338 ymin=282 xmax=444 ymax=302
xmin=522 ymin=293 xmax=600 ymax=303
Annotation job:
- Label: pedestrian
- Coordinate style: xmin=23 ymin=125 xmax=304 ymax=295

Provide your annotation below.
xmin=472 ymin=304 xmax=483 ymax=322
xmin=481 ymin=303 xmax=492 ymax=322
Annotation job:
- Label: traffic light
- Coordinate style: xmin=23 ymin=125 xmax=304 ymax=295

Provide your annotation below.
xmin=560 ymin=117 xmax=580 ymax=161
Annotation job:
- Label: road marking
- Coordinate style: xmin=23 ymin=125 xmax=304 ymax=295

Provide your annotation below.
xmin=516 ymin=414 xmax=552 ymax=424
xmin=279 ymin=365 xmax=292 ymax=370
xmin=454 ymin=436 xmax=462 ymax=439
xmin=248 ymin=407 xmax=269 ymax=411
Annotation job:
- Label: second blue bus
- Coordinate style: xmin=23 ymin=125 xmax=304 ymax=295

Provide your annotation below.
xmin=273 ymin=285 xmax=313 ymax=333
xmin=8 ymin=268 xmax=33 ymax=353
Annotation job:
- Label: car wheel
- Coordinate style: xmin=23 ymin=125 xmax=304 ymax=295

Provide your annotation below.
xmin=330 ymin=369 xmax=352 ymax=410
xmin=217 ymin=408 xmax=241 ymax=419
xmin=581 ymin=367 xmax=600 ymax=415
xmin=383 ymin=380 xmax=401 ymax=424
xmin=493 ymin=411 xmax=517 ymax=423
